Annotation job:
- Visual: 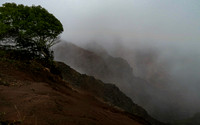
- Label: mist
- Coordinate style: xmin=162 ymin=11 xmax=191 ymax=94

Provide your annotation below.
xmin=1 ymin=0 xmax=200 ymax=122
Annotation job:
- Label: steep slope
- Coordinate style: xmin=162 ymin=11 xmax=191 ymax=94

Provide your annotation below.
xmin=53 ymin=41 xmax=184 ymax=122
xmin=53 ymin=41 xmax=143 ymax=103
xmin=56 ymin=62 xmax=164 ymax=125
xmin=53 ymin=43 xmax=147 ymax=102
xmin=53 ymin=41 xmax=109 ymax=77
xmin=53 ymin=41 xmax=133 ymax=86
xmin=0 ymin=54 xmax=148 ymax=125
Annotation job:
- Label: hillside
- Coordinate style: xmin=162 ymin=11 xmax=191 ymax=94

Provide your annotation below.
xmin=56 ymin=62 xmax=164 ymax=125
xmin=53 ymin=41 xmax=187 ymax=122
xmin=0 ymin=50 xmax=150 ymax=125
xmin=53 ymin=41 xmax=146 ymax=102
xmin=53 ymin=42 xmax=162 ymax=119
xmin=53 ymin=41 xmax=133 ymax=86
xmin=53 ymin=41 xmax=165 ymax=124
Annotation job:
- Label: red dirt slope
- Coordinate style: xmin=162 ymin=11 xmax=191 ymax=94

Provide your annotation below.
xmin=0 ymin=60 xmax=147 ymax=125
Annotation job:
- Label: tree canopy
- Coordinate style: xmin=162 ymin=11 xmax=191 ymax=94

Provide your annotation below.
xmin=0 ymin=3 xmax=63 ymax=60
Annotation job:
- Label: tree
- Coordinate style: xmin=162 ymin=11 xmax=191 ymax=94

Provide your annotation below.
xmin=0 ymin=3 xmax=63 ymax=60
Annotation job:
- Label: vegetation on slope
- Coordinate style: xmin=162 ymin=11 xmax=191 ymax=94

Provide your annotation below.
xmin=56 ymin=62 xmax=165 ymax=125
xmin=0 ymin=3 xmax=63 ymax=71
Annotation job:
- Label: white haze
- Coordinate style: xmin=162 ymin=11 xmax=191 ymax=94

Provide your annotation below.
xmin=1 ymin=0 xmax=200 ymax=122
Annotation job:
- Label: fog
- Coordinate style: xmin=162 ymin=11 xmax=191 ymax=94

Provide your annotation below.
xmin=1 ymin=0 xmax=200 ymax=122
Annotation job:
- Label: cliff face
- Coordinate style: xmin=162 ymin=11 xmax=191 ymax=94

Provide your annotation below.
xmin=52 ymin=41 xmax=151 ymax=121
xmin=53 ymin=41 xmax=183 ymax=122
xmin=53 ymin=41 xmax=133 ymax=86
xmin=53 ymin=41 xmax=156 ymax=105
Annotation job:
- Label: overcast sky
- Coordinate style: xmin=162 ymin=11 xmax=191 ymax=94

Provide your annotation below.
xmin=1 ymin=0 xmax=200 ymax=46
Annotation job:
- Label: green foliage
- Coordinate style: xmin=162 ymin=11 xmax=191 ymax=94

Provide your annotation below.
xmin=0 ymin=2 xmax=63 ymax=61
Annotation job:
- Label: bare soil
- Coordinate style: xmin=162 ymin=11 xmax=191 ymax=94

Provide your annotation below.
xmin=0 ymin=60 xmax=146 ymax=125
